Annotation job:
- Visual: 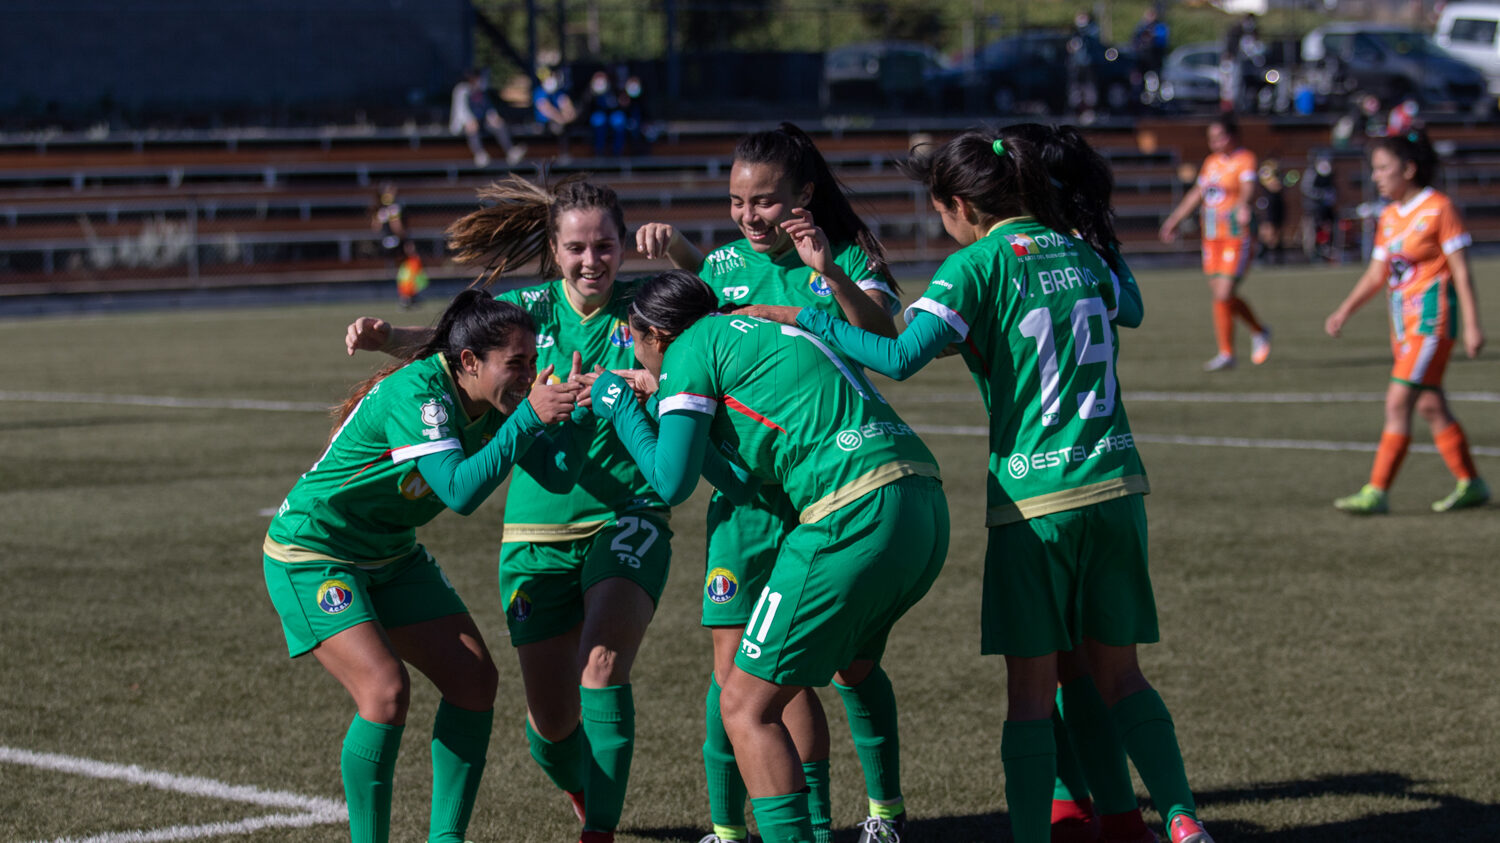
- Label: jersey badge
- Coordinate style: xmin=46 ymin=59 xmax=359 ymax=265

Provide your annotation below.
xmin=835 ymin=428 xmax=864 ymax=452
xmin=808 ymin=273 xmax=834 ymax=297
xmin=706 ymin=567 xmax=739 ymax=604
xmin=316 ymin=580 xmax=354 ymax=614
xmin=722 ymin=285 xmax=750 ymax=301
xmin=399 ymin=470 xmax=432 ymax=500
xmin=508 ymin=589 xmax=533 ymax=622
xmin=420 ymin=400 xmax=449 ymax=427
xmin=609 ymin=319 xmax=635 ymax=348
xmin=1006 ymin=453 xmax=1030 ymax=479
xmin=536 ymin=333 xmax=556 ymax=349
xmin=1005 ymin=233 xmax=1036 ymax=257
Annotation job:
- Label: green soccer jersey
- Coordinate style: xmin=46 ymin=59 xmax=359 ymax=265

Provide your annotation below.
xmin=495 ymin=278 xmax=665 ymax=541
xmin=703 ymin=239 xmax=898 ymax=316
xmin=907 ymin=217 xmax=1148 ymax=526
xmin=656 ymin=314 xmax=940 ymax=523
xmin=266 ymin=354 xmax=507 ymax=565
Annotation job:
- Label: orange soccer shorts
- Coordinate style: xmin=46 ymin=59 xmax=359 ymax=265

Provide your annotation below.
xmin=1201 ymin=236 xmax=1251 ymax=279
xmin=1390 ymin=333 xmax=1453 ymax=389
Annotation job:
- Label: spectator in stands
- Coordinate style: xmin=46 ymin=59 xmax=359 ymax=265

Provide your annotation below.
xmin=371 ymin=183 xmax=425 ymax=308
xmin=619 ymin=75 xmax=650 ymax=155
xmin=1301 ymin=154 xmax=1339 ymax=262
xmin=534 ymin=68 xmax=579 ymax=159
xmin=584 ymin=70 xmax=626 ymax=157
xmin=1132 ymin=5 xmax=1169 ymax=80
xmin=1067 ymin=12 xmax=1102 ymax=118
xmin=1255 ymin=160 xmax=1287 ymax=265
xmin=450 ymin=69 xmax=526 ymax=168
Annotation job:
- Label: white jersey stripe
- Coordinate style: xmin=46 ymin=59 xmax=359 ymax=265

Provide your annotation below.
xmin=660 ymin=393 xmax=718 ymax=415
xmin=906 ymin=297 xmax=970 ymax=340
xmin=391 ymin=439 xmax=461 ymax=464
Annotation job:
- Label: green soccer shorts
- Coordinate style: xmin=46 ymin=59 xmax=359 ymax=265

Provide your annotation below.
xmin=498 ymin=512 xmax=673 ymax=646
xmin=701 ymin=485 xmax=799 ymax=627
xmin=980 ymin=493 xmax=1159 ymax=658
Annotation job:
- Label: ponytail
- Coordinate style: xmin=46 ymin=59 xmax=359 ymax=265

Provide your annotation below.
xmin=899 ymin=126 xmax=1068 ymax=236
xmin=446 ymin=174 xmax=626 ymax=287
xmin=1008 ymin=123 xmax=1123 ymax=275
xmin=1371 ymin=128 xmax=1439 ymax=188
xmin=734 ymin=122 xmax=898 ymax=293
xmin=331 ymin=290 xmax=536 ymax=434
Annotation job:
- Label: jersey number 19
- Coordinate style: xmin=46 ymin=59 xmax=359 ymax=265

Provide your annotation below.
xmin=1018 ymin=297 xmax=1117 ymax=427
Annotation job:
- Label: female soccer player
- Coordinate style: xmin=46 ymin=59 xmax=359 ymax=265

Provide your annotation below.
xmin=635 ymin=123 xmax=909 ymax=843
xmin=1159 ymin=114 xmax=1271 ymax=371
xmin=1324 ymin=130 xmax=1488 ymax=514
xmin=265 ymin=290 xmax=581 ymax=843
xmin=588 ymin=269 xmax=949 ymax=843
xmin=744 ymin=127 xmax=1215 ymax=843
xmin=346 ymin=176 xmax=675 ymax=843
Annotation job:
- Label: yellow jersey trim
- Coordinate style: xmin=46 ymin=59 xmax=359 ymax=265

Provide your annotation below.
xmin=799 ymin=461 xmax=942 ymax=525
xmin=262 ymin=536 xmax=408 ymax=568
xmin=985 ymin=475 xmax=1150 ymax=527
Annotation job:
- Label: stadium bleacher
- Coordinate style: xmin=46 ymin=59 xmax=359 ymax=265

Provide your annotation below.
xmin=2 ymin=118 xmax=1497 ymax=298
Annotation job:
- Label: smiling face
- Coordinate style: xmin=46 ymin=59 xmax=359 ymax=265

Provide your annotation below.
xmin=458 ymin=331 xmax=538 ymax=417
xmin=728 ymin=161 xmax=811 ymax=255
xmin=1370 ymin=147 xmax=1416 ymax=202
xmin=552 ymin=207 xmax=622 ymax=302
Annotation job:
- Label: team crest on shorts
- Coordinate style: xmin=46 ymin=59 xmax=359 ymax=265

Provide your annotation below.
xmin=508 ymin=589 xmax=533 ymax=622
xmin=316 ymin=580 xmax=354 ymax=614
xmin=705 ymin=567 xmax=739 ymax=604
xmin=609 ymin=319 xmax=635 ymax=348
xmin=808 ymin=274 xmax=833 ymax=297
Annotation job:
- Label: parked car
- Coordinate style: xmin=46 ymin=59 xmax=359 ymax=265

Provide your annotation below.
xmin=1435 ymin=1 xmax=1500 ymax=107
xmin=1301 ymin=23 xmax=1488 ymax=112
xmin=1152 ymin=42 xmax=1223 ymax=109
xmin=930 ymin=30 xmax=1137 ymax=116
xmin=820 ymin=41 xmax=947 ymax=111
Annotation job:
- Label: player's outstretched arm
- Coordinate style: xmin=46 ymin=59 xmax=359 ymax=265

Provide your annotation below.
xmin=1325 ymin=259 xmax=1390 ymax=338
xmin=345 ymin=317 xmax=433 ymax=357
xmin=413 ymin=389 xmax=575 ymax=515
xmin=635 ymin=222 xmax=706 ymax=273
xmin=591 ymin=371 xmax=708 ymax=505
xmin=795 ymin=307 xmax=957 ymax=381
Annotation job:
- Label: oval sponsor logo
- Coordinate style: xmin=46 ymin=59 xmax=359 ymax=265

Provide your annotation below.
xmin=835 ymin=429 xmax=863 ymax=452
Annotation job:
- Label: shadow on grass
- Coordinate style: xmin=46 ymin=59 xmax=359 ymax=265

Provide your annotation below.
xmin=631 ymin=772 xmax=1500 ymax=842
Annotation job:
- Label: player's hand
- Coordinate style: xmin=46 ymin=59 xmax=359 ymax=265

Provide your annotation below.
xmin=528 ymin=365 xmax=581 ymax=424
xmin=346 ymin=317 xmax=391 ymax=355
xmin=1157 ymin=221 xmax=1178 ymax=244
xmin=611 ymin=367 xmax=658 ymax=399
xmin=1236 ymin=206 xmax=1252 ymax=227
xmin=737 ymin=304 xmax=801 ymax=325
xmin=781 ymin=209 xmax=833 ymax=276
xmin=590 ymin=371 xmax=632 ymax=421
xmin=635 ymin=223 xmax=680 ymax=260
xmin=1324 ymin=310 xmax=1347 ymax=338
xmin=1464 ymin=324 xmax=1485 ymax=358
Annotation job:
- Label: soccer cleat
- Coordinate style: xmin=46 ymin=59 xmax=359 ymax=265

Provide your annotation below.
xmin=1202 ymin=353 xmax=1236 ymax=372
xmin=566 ymin=790 xmax=585 ymax=823
xmin=1251 ymin=327 xmax=1272 ymax=365
xmin=473 ymin=149 xmax=491 ymax=168
xmin=696 ymin=836 xmax=746 ymax=843
xmin=1432 ymin=477 xmax=1490 ymax=512
xmin=1051 ymin=799 xmax=1101 ymax=843
xmin=857 ymin=813 xmax=905 ymax=843
xmin=1166 ymin=815 xmax=1214 ymax=843
xmin=506 ymin=143 xmax=528 ymax=165
xmin=578 ymin=831 xmax=614 ymax=843
xmin=1334 ymin=484 xmax=1389 ymax=514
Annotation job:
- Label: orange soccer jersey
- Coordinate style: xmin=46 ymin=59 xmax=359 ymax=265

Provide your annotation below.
xmin=1373 ymin=187 xmax=1471 ymax=386
xmin=1197 ymin=148 xmax=1257 ymax=241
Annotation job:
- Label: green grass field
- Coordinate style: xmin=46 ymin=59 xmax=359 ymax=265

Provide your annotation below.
xmin=2 ymin=258 xmax=1497 ymax=843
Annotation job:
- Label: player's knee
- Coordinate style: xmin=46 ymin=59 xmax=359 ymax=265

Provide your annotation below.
xmin=357 ymin=664 xmax=413 ymax=723
xmin=581 ymin=645 xmax=629 ymax=686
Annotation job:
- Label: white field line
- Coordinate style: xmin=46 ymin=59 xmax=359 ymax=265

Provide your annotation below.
xmin=1 ymin=389 xmax=1495 ymax=458
xmin=915 ymin=390 xmax=1500 ymax=404
xmin=0 ymin=746 xmax=344 ymax=843
xmin=910 ymin=425 xmax=1500 ymax=458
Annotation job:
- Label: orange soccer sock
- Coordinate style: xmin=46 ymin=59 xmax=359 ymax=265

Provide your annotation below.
xmin=1370 ymin=431 xmax=1411 ymax=490
xmin=1212 ymin=300 xmax=1235 ymax=356
xmin=1434 ymin=424 xmax=1479 ymax=481
xmin=1230 ymin=296 xmax=1264 ymax=334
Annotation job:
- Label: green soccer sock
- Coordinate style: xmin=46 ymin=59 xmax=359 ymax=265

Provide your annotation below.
xmin=833 ymin=666 xmax=904 ymax=807
xmin=428 ymin=701 xmax=492 ymax=843
xmin=704 ymin=673 xmax=750 ymax=839
xmin=1110 ymin=689 xmax=1197 ymax=825
xmin=341 ymin=714 xmax=405 ymax=843
xmin=1001 ymin=719 xmax=1056 ymax=843
xmin=580 ymin=684 xmax=635 ymax=832
xmin=525 ymin=719 xmax=588 ymax=795
xmin=749 ymin=790 xmax=817 ymax=843
xmin=1051 ymin=699 xmax=1091 ymax=802
xmin=802 ymin=759 xmax=833 ymax=843
xmin=1060 ymin=677 xmax=1139 ymax=816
